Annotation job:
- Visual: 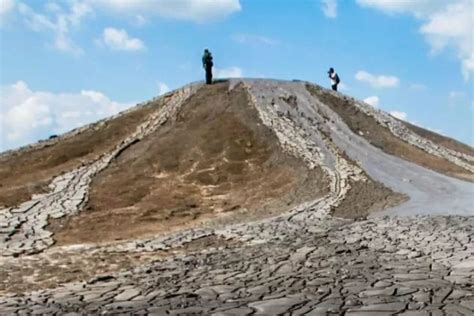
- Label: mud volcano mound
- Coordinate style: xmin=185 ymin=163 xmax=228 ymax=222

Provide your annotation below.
xmin=1 ymin=79 xmax=473 ymax=315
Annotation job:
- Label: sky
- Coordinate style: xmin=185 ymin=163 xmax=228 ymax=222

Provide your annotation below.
xmin=0 ymin=0 xmax=473 ymax=151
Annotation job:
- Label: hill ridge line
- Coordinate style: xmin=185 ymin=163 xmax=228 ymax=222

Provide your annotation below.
xmin=2 ymin=79 xmax=473 ymax=170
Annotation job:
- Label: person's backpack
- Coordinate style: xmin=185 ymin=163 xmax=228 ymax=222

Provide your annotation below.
xmin=335 ymin=73 xmax=340 ymax=84
xmin=205 ymin=54 xmax=213 ymax=67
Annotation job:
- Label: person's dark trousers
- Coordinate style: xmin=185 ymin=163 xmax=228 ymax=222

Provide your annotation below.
xmin=205 ymin=66 xmax=213 ymax=84
xmin=332 ymin=84 xmax=338 ymax=91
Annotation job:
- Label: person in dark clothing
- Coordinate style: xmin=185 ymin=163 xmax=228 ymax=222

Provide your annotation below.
xmin=328 ymin=67 xmax=340 ymax=91
xmin=202 ymin=49 xmax=214 ymax=84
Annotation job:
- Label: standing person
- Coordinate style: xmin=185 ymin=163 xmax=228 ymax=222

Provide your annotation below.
xmin=202 ymin=49 xmax=214 ymax=85
xmin=328 ymin=67 xmax=340 ymax=91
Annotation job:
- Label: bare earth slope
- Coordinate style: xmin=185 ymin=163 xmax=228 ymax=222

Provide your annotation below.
xmin=1 ymin=79 xmax=473 ymax=315
xmin=402 ymin=119 xmax=474 ymax=158
xmin=51 ymin=82 xmax=329 ymax=245
xmin=0 ymin=98 xmax=160 ymax=208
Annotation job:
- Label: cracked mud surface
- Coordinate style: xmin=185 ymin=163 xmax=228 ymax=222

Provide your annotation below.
xmin=0 ymin=235 xmax=236 ymax=295
xmin=1 ymin=216 xmax=473 ymax=315
xmin=1 ymin=79 xmax=473 ymax=315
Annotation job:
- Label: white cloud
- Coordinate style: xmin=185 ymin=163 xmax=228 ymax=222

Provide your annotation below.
xmin=215 ymin=66 xmax=243 ymax=78
xmin=321 ymin=0 xmax=337 ymax=18
xmin=0 ymin=0 xmax=15 ymax=16
xmin=232 ymin=33 xmax=279 ymax=46
xmin=0 ymin=81 xmax=133 ymax=151
xmin=389 ymin=110 xmax=408 ymax=121
xmin=157 ymin=82 xmax=170 ymax=95
xmin=102 ymin=27 xmax=145 ymax=51
xmin=11 ymin=0 xmax=240 ymax=53
xmin=0 ymin=0 xmax=15 ymax=27
xmin=92 ymin=0 xmax=241 ymax=23
xmin=356 ymin=0 xmax=474 ymax=80
xmin=363 ymin=95 xmax=379 ymax=107
xmin=355 ymin=70 xmax=400 ymax=88
xmin=17 ymin=1 xmax=92 ymax=55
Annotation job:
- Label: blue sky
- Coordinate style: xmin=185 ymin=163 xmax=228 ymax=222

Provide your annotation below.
xmin=1 ymin=0 xmax=473 ymax=151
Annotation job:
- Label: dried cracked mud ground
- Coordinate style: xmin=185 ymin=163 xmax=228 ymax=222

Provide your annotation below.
xmin=1 ymin=79 xmax=473 ymax=315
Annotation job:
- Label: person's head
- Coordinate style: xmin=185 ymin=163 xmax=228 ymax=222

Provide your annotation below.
xmin=328 ymin=67 xmax=334 ymax=74
xmin=204 ymin=48 xmax=209 ymax=53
